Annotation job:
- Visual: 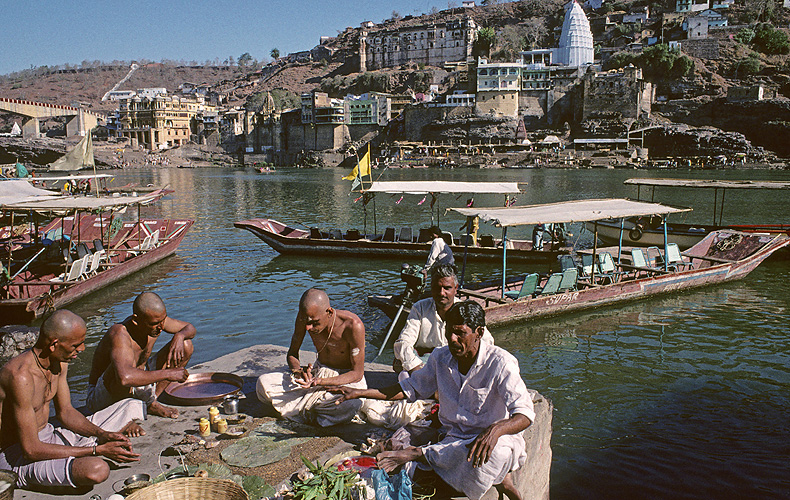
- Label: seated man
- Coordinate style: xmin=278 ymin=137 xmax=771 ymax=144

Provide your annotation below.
xmin=256 ymin=288 xmax=366 ymax=426
xmin=333 ymin=301 xmax=534 ymax=500
xmin=425 ymin=226 xmax=454 ymax=271
xmin=87 ymin=291 xmax=195 ymax=418
xmin=0 ymin=310 xmax=142 ymax=490
xmin=394 ymin=264 xmax=494 ymax=374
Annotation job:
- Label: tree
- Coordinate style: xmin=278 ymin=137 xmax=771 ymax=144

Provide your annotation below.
xmin=270 ymin=48 xmax=280 ymax=59
xmin=390 ymin=10 xmax=402 ymax=21
xmin=670 ymin=55 xmax=694 ymax=78
xmin=734 ymin=27 xmax=755 ymax=45
xmin=752 ymin=24 xmax=790 ymax=55
xmin=734 ymin=57 xmax=761 ymax=78
xmin=238 ymin=52 xmax=253 ymax=68
xmin=474 ymin=26 xmax=496 ymax=57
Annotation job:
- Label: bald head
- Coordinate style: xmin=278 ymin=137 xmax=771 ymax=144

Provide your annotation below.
xmin=37 ymin=309 xmax=86 ymax=346
xmin=133 ymin=291 xmax=166 ymax=318
xmin=299 ymin=288 xmax=330 ymax=314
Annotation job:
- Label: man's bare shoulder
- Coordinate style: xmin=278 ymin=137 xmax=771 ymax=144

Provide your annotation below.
xmin=0 ymin=352 xmax=34 ymax=390
xmin=337 ymin=310 xmax=365 ymax=335
xmin=106 ymin=321 xmax=133 ymax=342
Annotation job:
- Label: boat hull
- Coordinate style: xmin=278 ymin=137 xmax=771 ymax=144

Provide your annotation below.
xmin=235 ymin=218 xmax=563 ymax=264
xmin=0 ymin=218 xmax=193 ymax=325
xmin=370 ymin=231 xmax=789 ymax=327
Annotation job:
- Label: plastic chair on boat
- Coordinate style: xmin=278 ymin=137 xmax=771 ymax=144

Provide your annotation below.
xmin=310 ymin=227 xmax=323 ymax=239
xmin=383 ymin=227 xmax=397 ymax=242
xmin=86 ymin=250 xmax=106 ymax=276
xmin=557 ymin=268 xmax=578 ymax=292
xmin=579 ymin=254 xmax=600 ymax=278
xmin=630 ymin=248 xmax=650 ymax=278
xmin=538 ymin=273 xmax=563 ymax=295
xmin=93 ymin=239 xmax=105 ymax=252
xmin=398 ymin=227 xmax=413 ymax=242
xmin=345 ymin=229 xmax=361 ymax=240
xmin=418 ymin=228 xmax=433 ymax=243
xmin=558 ymin=254 xmax=576 ymax=272
xmin=150 ymin=229 xmax=160 ymax=247
xmin=329 ymin=229 xmax=343 ymax=240
xmin=76 ymin=243 xmax=91 ymax=259
xmin=665 ymin=243 xmax=688 ymax=271
xmin=646 ymin=246 xmax=663 ymax=268
xmin=597 ymin=252 xmax=621 ymax=284
xmin=50 ymin=256 xmax=87 ymax=283
xmin=441 ymin=232 xmax=454 ymax=246
xmin=504 ymin=273 xmax=539 ymax=300
xmin=479 ymin=234 xmax=496 ymax=247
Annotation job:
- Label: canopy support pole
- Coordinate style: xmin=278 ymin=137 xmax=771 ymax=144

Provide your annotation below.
xmin=501 ymin=227 xmax=508 ymax=299
xmin=461 ymin=216 xmax=471 ymax=288
xmin=663 ymin=215 xmax=669 ymax=272
xmin=713 ymin=188 xmax=718 ymax=226
xmin=718 ymin=188 xmax=726 ymax=226
xmin=591 ymin=222 xmax=599 ymax=284
xmin=373 ymin=196 xmax=377 ymax=235
xmin=618 ymin=218 xmax=624 ymax=266
xmin=7 ymin=212 xmax=14 ymax=275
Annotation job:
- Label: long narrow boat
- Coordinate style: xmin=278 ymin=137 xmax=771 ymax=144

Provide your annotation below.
xmin=369 ymin=199 xmax=789 ymax=327
xmin=592 ymin=178 xmax=790 ymax=250
xmin=1 ymin=180 xmax=192 ymax=324
xmin=235 ymin=180 xmax=568 ymax=264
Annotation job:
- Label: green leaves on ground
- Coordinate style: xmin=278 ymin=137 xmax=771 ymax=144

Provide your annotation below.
xmin=291 ymin=457 xmax=361 ymax=500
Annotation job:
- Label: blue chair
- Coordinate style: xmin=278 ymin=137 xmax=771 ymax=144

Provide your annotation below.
xmin=504 ymin=273 xmax=539 ymax=300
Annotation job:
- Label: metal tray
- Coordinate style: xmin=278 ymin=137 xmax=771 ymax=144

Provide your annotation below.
xmin=162 ymin=372 xmax=243 ymax=405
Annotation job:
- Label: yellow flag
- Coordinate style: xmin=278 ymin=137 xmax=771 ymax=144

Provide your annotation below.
xmin=343 ymin=145 xmax=371 ymax=181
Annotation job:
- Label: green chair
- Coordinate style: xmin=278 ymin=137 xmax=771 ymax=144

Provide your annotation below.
xmin=504 ymin=273 xmax=539 ymax=300
xmin=538 ymin=273 xmax=563 ymax=295
xmin=557 ymin=268 xmax=578 ymax=292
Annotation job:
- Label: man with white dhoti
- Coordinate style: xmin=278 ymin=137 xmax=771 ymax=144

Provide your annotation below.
xmin=256 ymin=288 xmax=366 ymax=426
xmin=331 ymin=301 xmax=534 ymax=500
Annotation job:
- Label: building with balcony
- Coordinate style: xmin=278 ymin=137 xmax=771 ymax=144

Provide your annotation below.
xmin=118 ymin=93 xmax=216 ymax=150
xmin=476 ymin=58 xmax=521 ymax=116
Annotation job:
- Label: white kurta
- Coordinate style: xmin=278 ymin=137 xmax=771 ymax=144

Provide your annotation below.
xmin=425 ymin=237 xmax=454 ymax=269
xmin=394 ymin=297 xmax=496 ymax=372
xmin=400 ymin=342 xmax=535 ymax=500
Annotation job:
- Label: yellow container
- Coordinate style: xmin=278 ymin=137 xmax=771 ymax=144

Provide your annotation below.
xmin=208 ymin=406 xmax=220 ymax=424
xmin=217 ymin=418 xmax=228 ymax=434
xmin=198 ymin=418 xmax=210 ymax=437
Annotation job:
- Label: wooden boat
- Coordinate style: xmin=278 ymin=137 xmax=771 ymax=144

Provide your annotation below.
xmin=591 ymin=178 xmax=790 ymax=250
xmin=369 ymin=199 xmax=789 ymax=327
xmin=0 ymin=180 xmax=192 ymax=324
xmin=235 ymin=181 xmax=568 ymax=264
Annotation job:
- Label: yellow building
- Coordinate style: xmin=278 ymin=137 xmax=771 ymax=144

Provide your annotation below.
xmin=118 ymin=92 xmax=217 ymax=150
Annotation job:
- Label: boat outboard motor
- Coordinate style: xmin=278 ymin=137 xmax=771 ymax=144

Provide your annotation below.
xmin=374 ymin=263 xmax=426 ymax=359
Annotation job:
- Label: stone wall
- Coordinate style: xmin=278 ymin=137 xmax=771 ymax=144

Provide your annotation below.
xmin=679 ymin=38 xmax=720 ymax=59
xmin=0 ymin=325 xmax=37 ymax=364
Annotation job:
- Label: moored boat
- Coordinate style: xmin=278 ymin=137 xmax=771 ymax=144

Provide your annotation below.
xmin=1 ymin=180 xmax=193 ymax=324
xmin=369 ymin=199 xmax=789 ymax=327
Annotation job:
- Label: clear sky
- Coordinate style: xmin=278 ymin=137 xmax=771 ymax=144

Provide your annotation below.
xmin=1 ymin=0 xmax=458 ymax=75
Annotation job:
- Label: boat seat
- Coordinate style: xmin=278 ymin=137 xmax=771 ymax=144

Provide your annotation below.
xmin=557 ymin=268 xmax=578 ymax=292
xmin=50 ymin=256 xmax=88 ymax=283
xmin=93 ymin=239 xmax=105 ymax=252
xmin=479 ymin=234 xmax=496 ymax=247
xmin=309 ymin=227 xmax=323 ymax=239
xmin=538 ymin=273 xmax=563 ymax=295
xmin=504 ymin=273 xmax=539 ymax=301
xmin=664 ymin=243 xmax=689 ymax=271
xmin=578 ymin=254 xmax=601 ymax=278
xmin=62 ymin=247 xmax=73 ymax=265
xmin=398 ymin=227 xmax=413 ymax=242
xmin=596 ymin=252 xmax=621 ymax=284
xmin=329 ymin=229 xmax=343 ymax=240
xmin=383 ymin=227 xmax=397 ymax=242
xmin=441 ymin=232 xmax=453 ymax=246
xmin=646 ymin=246 xmax=663 ymax=268
xmin=557 ymin=254 xmax=576 ymax=272
xmin=76 ymin=243 xmax=91 ymax=259
xmin=417 ymin=228 xmax=433 ymax=243
xmin=86 ymin=250 xmax=107 ymax=276
xmin=345 ymin=229 xmax=361 ymax=240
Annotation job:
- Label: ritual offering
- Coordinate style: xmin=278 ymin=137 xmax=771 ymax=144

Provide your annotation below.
xmin=162 ymin=372 xmax=243 ymax=406
xmin=208 ymin=406 xmax=220 ymax=425
xmin=199 ymin=417 xmax=210 ymax=437
xmin=217 ymin=418 xmax=228 ymax=434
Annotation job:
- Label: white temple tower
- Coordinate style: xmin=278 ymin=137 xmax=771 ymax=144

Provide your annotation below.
xmin=555 ymin=1 xmax=594 ymax=67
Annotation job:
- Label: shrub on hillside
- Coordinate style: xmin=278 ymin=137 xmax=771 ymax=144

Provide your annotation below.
xmin=752 ymin=24 xmax=790 ymax=55
xmin=733 ymin=57 xmax=762 ymax=78
xmin=734 ymin=28 xmax=755 ymax=45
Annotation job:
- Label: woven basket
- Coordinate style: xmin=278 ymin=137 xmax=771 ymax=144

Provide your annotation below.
xmin=0 ymin=470 xmax=17 ymax=500
xmin=125 ymin=477 xmax=248 ymax=500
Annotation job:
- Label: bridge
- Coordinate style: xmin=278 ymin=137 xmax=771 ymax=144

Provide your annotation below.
xmin=0 ymin=97 xmax=104 ymax=138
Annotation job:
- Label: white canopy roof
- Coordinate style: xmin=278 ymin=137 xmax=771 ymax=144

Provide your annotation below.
xmin=0 ymin=179 xmax=61 ymax=205
xmin=2 ymin=188 xmax=167 ymax=212
xmin=449 ymin=198 xmax=690 ymax=227
xmin=28 ymin=174 xmax=114 ymax=182
xmin=625 ymin=178 xmax=790 ymax=190
xmin=366 ymin=181 xmax=521 ymax=195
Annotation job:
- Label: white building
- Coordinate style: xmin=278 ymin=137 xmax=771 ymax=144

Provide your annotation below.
xmin=554 ymin=1 xmax=594 ymax=67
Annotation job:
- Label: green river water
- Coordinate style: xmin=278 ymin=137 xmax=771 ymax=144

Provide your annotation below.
xmin=57 ymin=166 xmax=789 ymax=499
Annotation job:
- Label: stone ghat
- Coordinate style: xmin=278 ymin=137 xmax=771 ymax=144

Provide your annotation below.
xmin=15 ymin=344 xmax=552 ymax=500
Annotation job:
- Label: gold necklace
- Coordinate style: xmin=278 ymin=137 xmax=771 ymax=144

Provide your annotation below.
xmin=33 ymin=349 xmax=53 ymax=396
xmin=316 ymin=310 xmax=336 ymax=355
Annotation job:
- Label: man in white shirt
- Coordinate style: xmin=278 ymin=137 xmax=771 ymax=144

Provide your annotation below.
xmin=394 ymin=264 xmax=494 ymax=374
xmin=425 ymin=226 xmax=454 ymax=271
xmin=332 ymin=301 xmax=534 ymax=500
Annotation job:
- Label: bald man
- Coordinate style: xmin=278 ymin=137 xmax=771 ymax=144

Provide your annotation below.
xmin=0 ymin=310 xmax=143 ymax=491
xmin=87 ymin=291 xmax=195 ymax=419
xmin=256 ymin=288 xmax=367 ymax=426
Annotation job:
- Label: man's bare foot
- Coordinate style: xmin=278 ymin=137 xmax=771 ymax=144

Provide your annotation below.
xmin=495 ymin=472 xmax=523 ymax=500
xmin=376 ymin=447 xmax=423 ymax=472
xmin=148 ymin=401 xmax=179 ymax=418
xmin=121 ymin=420 xmax=146 ymax=437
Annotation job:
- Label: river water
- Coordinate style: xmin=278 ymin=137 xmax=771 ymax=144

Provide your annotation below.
xmin=61 ymin=166 xmax=789 ymax=499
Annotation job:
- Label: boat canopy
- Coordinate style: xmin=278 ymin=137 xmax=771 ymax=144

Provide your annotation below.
xmin=1 ymin=188 xmax=168 ymax=213
xmin=0 ymin=179 xmax=61 ymax=205
xmin=25 ymin=174 xmax=114 ymax=182
xmin=366 ymin=181 xmax=521 ymax=195
xmin=624 ymin=178 xmax=790 ymax=190
xmin=449 ymin=198 xmax=690 ymax=227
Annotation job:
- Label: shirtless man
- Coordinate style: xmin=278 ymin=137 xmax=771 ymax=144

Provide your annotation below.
xmin=256 ymin=288 xmax=367 ymax=426
xmin=87 ymin=291 xmax=195 ymax=419
xmin=0 ymin=310 xmax=143 ymax=490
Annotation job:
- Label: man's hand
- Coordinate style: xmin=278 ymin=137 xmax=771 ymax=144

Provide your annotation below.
xmin=167 ymin=368 xmax=189 ymax=383
xmin=97 ymin=440 xmax=140 ymax=463
xmin=326 ymin=386 xmax=364 ymax=403
xmin=293 ymin=363 xmax=314 ymax=388
xmin=96 ymin=430 xmax=130 ymax=446
xmin=467 ymin=422 xmax=503 ymax=468
xmin=166 ymin=335 xmax=187 ymax=368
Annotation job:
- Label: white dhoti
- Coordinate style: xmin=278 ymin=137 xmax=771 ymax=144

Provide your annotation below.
xmin=255 ymin=363 xmax=367 ymax=426
xmin=422 ymin=433 xmax=526 ymax=500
